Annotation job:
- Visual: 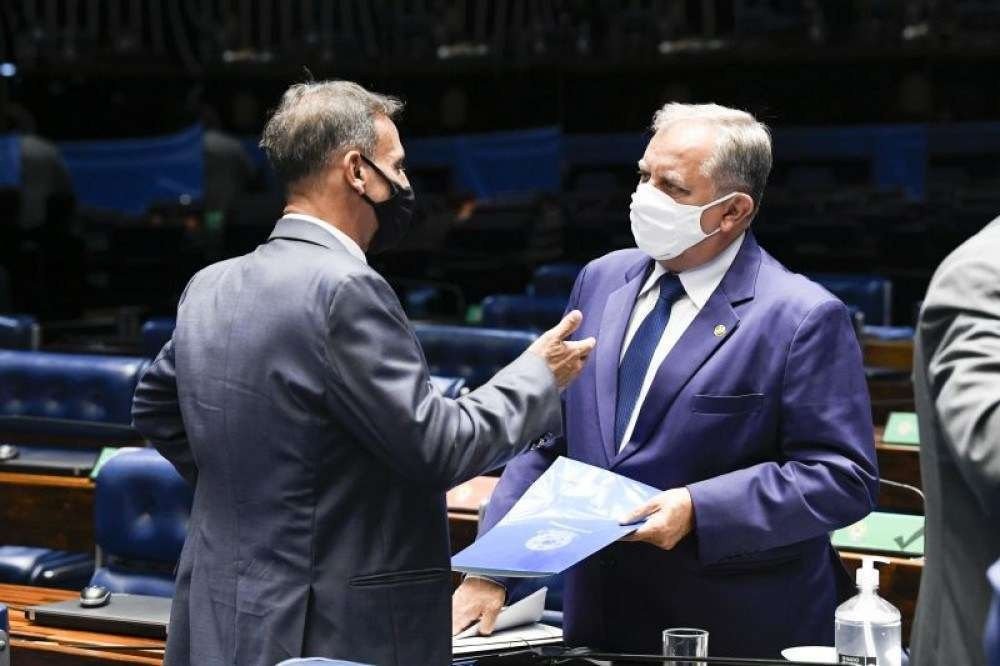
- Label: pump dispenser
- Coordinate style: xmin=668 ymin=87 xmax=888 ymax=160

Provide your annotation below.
xmin=834 ymin=556 xmax=902 ymax=665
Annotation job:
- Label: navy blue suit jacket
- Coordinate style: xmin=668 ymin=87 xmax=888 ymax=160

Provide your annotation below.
xmin=482 ymin=234 xmax=879 ymax=657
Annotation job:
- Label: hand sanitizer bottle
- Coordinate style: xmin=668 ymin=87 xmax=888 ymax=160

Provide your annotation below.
xmin=835 ymin=556 xmax=902 ymax=666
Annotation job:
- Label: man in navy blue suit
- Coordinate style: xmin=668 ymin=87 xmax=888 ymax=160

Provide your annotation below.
xmin=453 ymin=103 xmax=879 ymax=657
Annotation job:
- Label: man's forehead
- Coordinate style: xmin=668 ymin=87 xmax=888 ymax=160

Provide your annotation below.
xmin=644 ymin=120 xmax=717 ymax=166
xmin=373 ymin=114 xmax=404 ymax=157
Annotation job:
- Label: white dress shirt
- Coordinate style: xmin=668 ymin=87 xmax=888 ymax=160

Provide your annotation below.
xmin=617 ymin=233 xmax=746 ymax=451
xmin=281 ymin=213 xmax=367 ymax=265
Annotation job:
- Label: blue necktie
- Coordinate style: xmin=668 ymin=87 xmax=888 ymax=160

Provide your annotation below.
xmin=614 ymin=272 xmax=686 ymax=449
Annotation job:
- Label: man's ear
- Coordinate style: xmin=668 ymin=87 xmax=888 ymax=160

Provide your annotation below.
xmin=342 ymin=150 xmax=366 ymax=194
xmin=720 ymin=193 xmax=754 ymax=232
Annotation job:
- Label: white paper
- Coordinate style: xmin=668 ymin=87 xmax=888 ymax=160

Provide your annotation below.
xmin=452 ymin=622 xmax=563 ymax=656
xmin=454 ymin=587 xmax=547 ymax=639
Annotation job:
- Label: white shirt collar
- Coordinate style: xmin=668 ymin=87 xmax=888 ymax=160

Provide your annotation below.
xmin=640 ymin=232 xmax=746 ymax=309
xmin=280 ymin=213 xmax=367 ymax=265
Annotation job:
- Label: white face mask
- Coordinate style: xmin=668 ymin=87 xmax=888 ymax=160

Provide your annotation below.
xmin=629 ymin=182 xmax=740 ymax=260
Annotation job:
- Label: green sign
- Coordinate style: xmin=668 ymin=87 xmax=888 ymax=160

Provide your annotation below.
xmin=832 ymin=511 xmax=925 ymax=557
xmin=883 ymin=412 xmax=919 ymax=446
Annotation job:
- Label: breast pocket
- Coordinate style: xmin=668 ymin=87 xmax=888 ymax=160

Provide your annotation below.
xmin=691 ymin=393 xmax=766 ymax=415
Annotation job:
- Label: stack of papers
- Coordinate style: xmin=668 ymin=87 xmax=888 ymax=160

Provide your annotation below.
xmin=452 ymin=457 xmax=660 ymax=577
xmin=453 ymin=623 xmax=563 ymax=656
xmin=453 ymin=588 xmax=562 ymax=656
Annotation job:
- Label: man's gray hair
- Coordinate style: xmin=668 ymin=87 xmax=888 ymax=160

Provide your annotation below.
xmin=260 ymin=80 xmax=403 ymax=186
xmin=652 ymin=103 xmax=772 ymax=213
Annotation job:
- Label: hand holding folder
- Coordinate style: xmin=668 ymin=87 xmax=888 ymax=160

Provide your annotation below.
xmin=452 ymin=457 xmax=660 ymax=578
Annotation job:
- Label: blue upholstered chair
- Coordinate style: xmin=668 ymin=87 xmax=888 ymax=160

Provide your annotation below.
xmin=987 ymin=558 xmax=1000 ymax=666
xmin=529 ymin=263 xmax=582 ymax=299
xmin=140 ymin=317 xmax=176 ymax=359
xmin=0 ymin=546 xmax=93 ymax=589
xmin=0 ymin=350 xmax=148 ymax=439
xmin=413 ymin=324 xmax=537 ymax=389
xmin=0 ymin=350 xmax=148 ymax=587
xmin=479 ymin=295 xmax=568 ymax=332
xmin=810 ymin=273 xmax=893 ymax=326
xmin=90 ymin=448 xmax=192 ymax=597
xmin=0 ymin=315 xmax=40 ymax=350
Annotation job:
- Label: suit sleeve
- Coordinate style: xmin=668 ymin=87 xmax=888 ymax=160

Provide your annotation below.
xmin=687 ymin=299 xmax=879 ymax=566
xmin=323 ymin=272 xmax=562 ymax=490
xmin=132 ymin=337 xmax=198 ymax=487
xmin=925 ymin=257 xmax=1000 ymax=514
xmin=479 ymin=263 xmax=590 ymax=535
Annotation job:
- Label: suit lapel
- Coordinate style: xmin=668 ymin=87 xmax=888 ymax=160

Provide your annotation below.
xmin=612 ymin=234 xmax=763 ymax=468
xmin=594 ymin=256 xmax=652 ymax=466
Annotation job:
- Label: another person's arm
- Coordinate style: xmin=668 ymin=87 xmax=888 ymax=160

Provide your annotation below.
xmin=324 ymin=271 xmax=593 ymax=490
xmin=132 ymin=338 xmax=197 ymax=487
xmin=924 ymin=256 xmax=1000 ymax=514
xmin=452 ymin=264 xmax=590 ymax=635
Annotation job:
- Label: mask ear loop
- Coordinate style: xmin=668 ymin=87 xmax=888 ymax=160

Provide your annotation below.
xmin=358 ymin=154 xmax=401 ymax=204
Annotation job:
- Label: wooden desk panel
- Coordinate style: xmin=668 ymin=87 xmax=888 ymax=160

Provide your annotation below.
xmin=875 ymin=427 xmax=923 ymax=514
xmin=863 ymin=339 xmax=914 ymax=372
xmin=0 ymin=583 xmax=164 ymax=665
xmin=0 ymin=472 xmax=95 ymax=551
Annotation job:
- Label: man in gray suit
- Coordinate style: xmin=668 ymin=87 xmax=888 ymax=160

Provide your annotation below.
xmin=911 ymin=217 xmax=1000 ymax=666
xmin=132 ymin=80 xmax=595 ymax=666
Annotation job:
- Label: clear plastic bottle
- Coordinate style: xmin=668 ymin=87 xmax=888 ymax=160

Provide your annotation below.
xmin=834 ymin=556 xmax=902 ymax=666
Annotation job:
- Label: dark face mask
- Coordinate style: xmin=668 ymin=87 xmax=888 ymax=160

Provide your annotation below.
xmin=359 ymin=154 xmax=416 ymax=254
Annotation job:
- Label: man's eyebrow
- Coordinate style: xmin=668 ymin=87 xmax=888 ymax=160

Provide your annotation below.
xmin=658 ymin=170 xmax=689 ymax=192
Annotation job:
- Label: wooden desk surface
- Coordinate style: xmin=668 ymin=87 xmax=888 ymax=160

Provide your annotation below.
xmin=0 ymin=583 xmax=165 ymax=665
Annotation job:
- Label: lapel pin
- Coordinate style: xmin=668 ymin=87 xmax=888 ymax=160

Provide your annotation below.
xmin=713 ymin=324 xmax=727 ymax=337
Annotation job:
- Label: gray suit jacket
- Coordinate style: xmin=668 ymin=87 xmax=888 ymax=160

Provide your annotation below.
xmin=132 ymin=217 xmax=562 ymax=666
xmin=911 ymin=218 xmax=1000 ymax=666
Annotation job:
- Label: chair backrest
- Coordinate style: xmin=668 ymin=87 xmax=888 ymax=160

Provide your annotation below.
xmin=140 ymin=317 xmax=176 ymax=359
xmin=0 ymin=350 xmax=148 ymax=440
xmin=810 ymin=273 xmax=893 ymax=326
xmin=479 ymin=295 xmax=567 ymax=332
xmin=91 ymin=448 xmax=192 ymax=597
xmin=413 ymin=324 xmax=537 ymax=389
xmin=529 ymin=263 xmax=582 ymax=298
xmin=0 ymin=314 xmax=40 ymax=350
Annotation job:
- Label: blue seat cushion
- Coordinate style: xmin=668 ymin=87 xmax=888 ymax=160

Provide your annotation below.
xmin=140 ymin=317 xmax=176 ymax=359
xmin=90 ymin=565 xmax=176 ymax=598
xmin=95 ymin=449 xmax=192 ymax=564
xmin=810 ymin=273 xmax=892 ymax=326
xmin=529 ymin=263 xmax=583 ymax=299
xmin=0 ymin=350 xmax=149 ymax=426
xmin=480 ymin=295 xmax=568 ymax=332
xmin=0 ymin=315 xmax=38 ymax=350
xmin=0 ymin=546 xmax=94 ymax=587
xmin=864 ymin=325 xmax=915 ymax=341
xmin=413 ymin=324 xmax=537 ymax=388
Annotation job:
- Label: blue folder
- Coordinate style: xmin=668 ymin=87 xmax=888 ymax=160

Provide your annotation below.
xmin=452 ymin=457 xmax=660 ymax=577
